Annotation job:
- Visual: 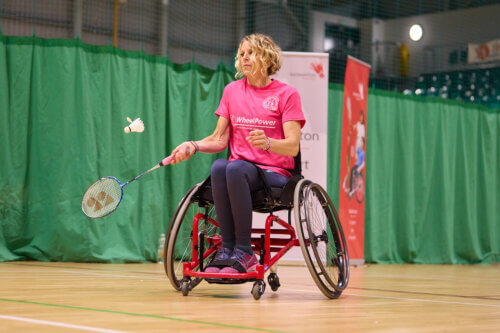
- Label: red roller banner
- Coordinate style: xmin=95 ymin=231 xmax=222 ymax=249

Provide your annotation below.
xmin=339 ymin=56 xmax=371 ymax=263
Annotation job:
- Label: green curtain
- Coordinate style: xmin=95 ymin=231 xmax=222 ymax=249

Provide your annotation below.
xmin=0 ymin=35 xmax=232 ymax=262
xmin=327 ymin=86 xmax=498 ymax=264
xmin=362 ymin=90 xmax=498 ymax=264
xmin=326 ymin=84 xmax=344 ymax=208
xmin=1 ymin=35 xmax=498 ymax=264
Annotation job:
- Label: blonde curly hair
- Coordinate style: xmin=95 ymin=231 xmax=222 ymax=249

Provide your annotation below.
xmin=234 ymin=34 xmax=282 ymax=79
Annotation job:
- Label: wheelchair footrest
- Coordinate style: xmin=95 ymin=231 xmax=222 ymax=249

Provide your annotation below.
xmin=185 ymin=267 xmax=263 ymax=283
xmin=205 ymin=278 xmax=256 ymax=284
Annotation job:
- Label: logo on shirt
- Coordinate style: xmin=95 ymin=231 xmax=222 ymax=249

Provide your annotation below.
xmin=231 ymin=115 xmax=277 ymax=129
xmin=262 ymin=96 xmax=279 ymax=112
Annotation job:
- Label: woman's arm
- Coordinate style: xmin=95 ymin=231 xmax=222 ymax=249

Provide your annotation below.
xmin=246 ymin=120 xmax=301 ymax=156
xmin=195 ymin=116 xmax=230 ymax=153
xmin=170 ymin=116 xmax=230 ymax=164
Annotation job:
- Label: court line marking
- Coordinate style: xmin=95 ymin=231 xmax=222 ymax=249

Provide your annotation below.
xmin=344 ymin=293 xmax=500 ymax=308
xmin=14 ymin=268 xmax=500 ymax=302
xmin=61 ymin=270 xmax=166 ymax=280
xmin=0 ymin=315 xmax=127 ymax=333
xmin=0 ymin=274 xmax=120 ymax=280
xmin=6 ymin=262 xmax=500 ymax=283
xmin=282 ymin=288 xmax=500 ymax=308
xmin=0 ymin=271 xmax=165 ymax=280
xmin=8 ymin=266 xmax=497 ymax=308
xmin=4 ymin=262 xmax=165 ymax=275
xmin=356 ymin=273 xmax=500 ymax=283
xmin=5 ymin=263 xmax=499 ymax=302
xmin=348 ymin=286 xmax=500 ymax=301
xmin=0 ymin=298 xmax=287 ymax=333
xmin=0 ymin=270 xmax=64 ymax=273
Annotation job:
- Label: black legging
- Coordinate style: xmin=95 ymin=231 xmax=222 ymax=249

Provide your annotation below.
xmin=210 ymin=159 xmax=288 ymax=253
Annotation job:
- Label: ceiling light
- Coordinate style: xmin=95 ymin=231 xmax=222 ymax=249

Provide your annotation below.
xmin=409 ymin=24 xmax=423 ymax=41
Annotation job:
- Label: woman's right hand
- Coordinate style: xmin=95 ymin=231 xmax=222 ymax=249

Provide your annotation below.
xmin=169 ymin=141 xmax=196 ymax=165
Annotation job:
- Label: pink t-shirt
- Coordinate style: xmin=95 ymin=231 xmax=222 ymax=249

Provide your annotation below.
xmin=215 ymin=78 xmax=306 ymax=177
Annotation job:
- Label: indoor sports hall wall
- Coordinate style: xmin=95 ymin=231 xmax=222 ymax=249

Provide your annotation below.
xmin=0 ymin=35 xmax=498 ymax=264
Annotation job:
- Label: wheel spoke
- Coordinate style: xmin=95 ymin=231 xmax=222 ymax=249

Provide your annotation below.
xmin=166 ymin=185 xmax=219 ymax=291
xmin=296 ymin=182 xmax=349 ymax=297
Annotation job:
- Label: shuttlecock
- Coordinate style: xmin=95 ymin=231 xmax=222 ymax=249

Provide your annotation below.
xmin=124 ymin=117 xmax=144 ymax=133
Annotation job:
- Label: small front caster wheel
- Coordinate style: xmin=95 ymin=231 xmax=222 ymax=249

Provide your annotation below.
xmin=180 ymin=280 xmax=190 ymax=296
xmin=251 ymin=280 xmax=266 ymax=300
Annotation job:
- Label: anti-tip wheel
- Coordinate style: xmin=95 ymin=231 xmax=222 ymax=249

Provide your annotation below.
xmin=268 ymin=273 xmax=280 ymax=292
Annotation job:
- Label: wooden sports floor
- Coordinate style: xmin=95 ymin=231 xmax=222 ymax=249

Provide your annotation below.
xmin=0 ymin=261 xmax=498 ymax=332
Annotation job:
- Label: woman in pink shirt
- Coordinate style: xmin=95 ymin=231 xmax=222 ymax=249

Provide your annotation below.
xmin=169 ymin=34 xmax=305 ymax=274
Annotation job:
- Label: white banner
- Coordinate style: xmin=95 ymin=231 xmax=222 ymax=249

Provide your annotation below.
xmin=468 ymin=39 xmax=500 ymax=63
xmin=253 ymin=52 xmax=329 ymax=261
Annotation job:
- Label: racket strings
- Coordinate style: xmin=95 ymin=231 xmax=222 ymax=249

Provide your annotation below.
xmin=82 ymin=178 xmax=122 ymax=218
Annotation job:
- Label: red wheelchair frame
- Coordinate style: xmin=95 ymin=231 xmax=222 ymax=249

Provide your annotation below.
xmin=165 ymin=179 xmax=349 ymax=300
xmin=184 ymin=212 xmax=300 ymax=283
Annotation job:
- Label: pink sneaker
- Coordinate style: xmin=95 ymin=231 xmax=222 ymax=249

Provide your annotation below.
xmin=204 ymin=247 xmax=233 ymax=273
xmin=219 ymin=248 xmax=258 ymax=274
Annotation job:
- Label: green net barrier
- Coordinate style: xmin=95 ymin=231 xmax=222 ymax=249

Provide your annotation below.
xmin=1 ymin=35 xmax=498 ymax=263
xmin=0 ymin=35 xmax=232 ymax=262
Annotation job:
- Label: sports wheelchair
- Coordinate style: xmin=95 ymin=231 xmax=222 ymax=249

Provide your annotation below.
xmin=163 ymin=155 xmax=349 ymax=300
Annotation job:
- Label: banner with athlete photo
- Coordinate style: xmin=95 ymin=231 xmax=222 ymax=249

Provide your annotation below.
xmin=339 ymin=56 xmax=371 ymax=263
xmin=255 ymin=51 xmax=329 ymax=261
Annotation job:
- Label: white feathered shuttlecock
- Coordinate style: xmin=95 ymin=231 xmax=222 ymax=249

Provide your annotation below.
xmin=124 ymin=117 xmax=145 ymax=133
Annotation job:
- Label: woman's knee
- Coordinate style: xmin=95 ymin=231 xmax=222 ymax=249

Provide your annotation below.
xmin=211 ymin=159 xmax=228 ymax=177
xmin=226 ymin=160 xmax=255 ymax=183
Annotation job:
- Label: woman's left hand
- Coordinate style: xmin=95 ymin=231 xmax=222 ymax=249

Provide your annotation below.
xmin=246 ymin=130 xmax=269 ymax=150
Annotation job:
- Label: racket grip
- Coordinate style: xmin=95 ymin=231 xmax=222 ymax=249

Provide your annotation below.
xmin=160 ymin=147 xmax=190 ymax=166
xmin=160 ymin=156 xmax=172 ymax=166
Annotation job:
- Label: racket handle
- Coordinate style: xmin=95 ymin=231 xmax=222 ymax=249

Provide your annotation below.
xmin=160 ymin=146 xmax=191 ymax=166
xmin=125 ymin=147 xmax=189 ymax=186
xmin=160 ymin=156 xmax=172 ymax=166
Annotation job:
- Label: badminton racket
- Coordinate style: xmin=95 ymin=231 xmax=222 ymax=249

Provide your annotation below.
xmin=81 ymin=151 xmax=184 ymax=219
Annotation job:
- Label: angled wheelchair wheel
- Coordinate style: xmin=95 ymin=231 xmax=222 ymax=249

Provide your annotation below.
xmin=353 ymin=171 xmax=365 ymax=203
xmin=294 ymin=179 xmax=350 ymax=299
xmin=164 ymin=183 xmax=220 ymax=291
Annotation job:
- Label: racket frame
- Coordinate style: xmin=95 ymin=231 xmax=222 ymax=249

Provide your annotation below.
xmin=81 ymin=152 xmax=179 ymax=219
xmin=81 ymin=176 xmax=124 ymax=219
